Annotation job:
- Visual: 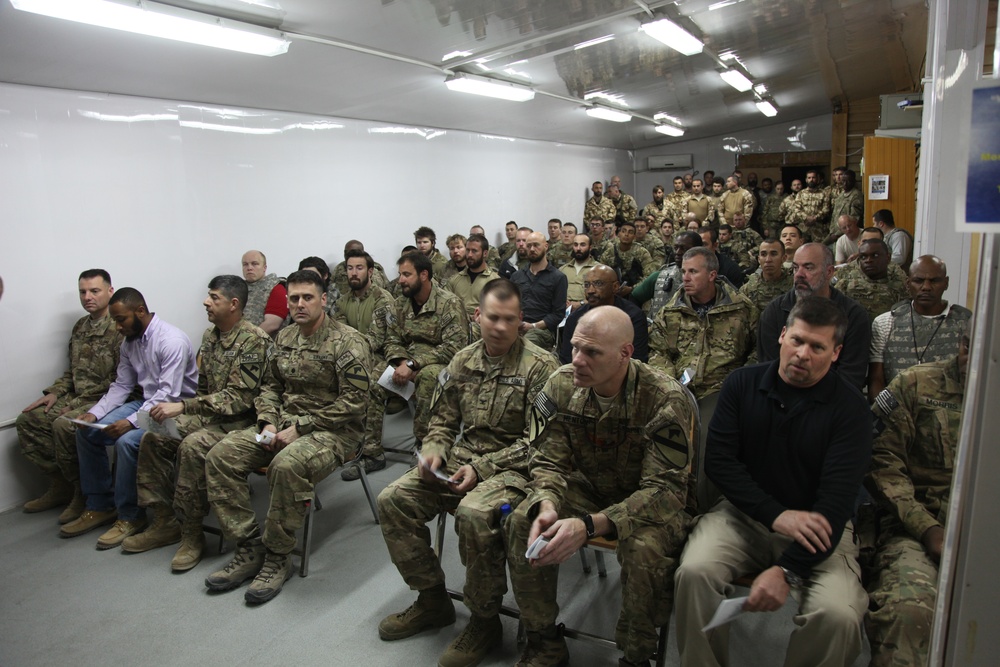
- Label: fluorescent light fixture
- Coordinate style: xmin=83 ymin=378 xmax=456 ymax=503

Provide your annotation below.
xmin=574 ymin=34 xmax=615 ymax=50
xmin=444 ymin=72 xmax=535 ymax=102
xmin=442 ymin=50 xmax=472 ymax=61
xmin=755 ymin=98 xmax=778 ymax=117
xmin=720 ymin=68 xmax=753 ymax=92
xmin=586 ymin=105 xmax=631 ymax=123
xmin=11 ymin=0 xmax=290 ymax=56
xmin=709 ymin=0 xmax=743 ymax=10
xmin=654 ymin=123 xmax=685 ymax=137
xmin=639 ymin=18 xmax=704 ymax=56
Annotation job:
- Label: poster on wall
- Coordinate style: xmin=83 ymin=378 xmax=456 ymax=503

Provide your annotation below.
xmin=961 ymin=81 xmax=1000 ymax=229
xmin=868 ymin=174 xmax=889 ymax=200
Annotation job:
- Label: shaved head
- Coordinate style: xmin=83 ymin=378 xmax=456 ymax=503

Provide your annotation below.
xmin=577 ymin=306 xmax=634 ymax=349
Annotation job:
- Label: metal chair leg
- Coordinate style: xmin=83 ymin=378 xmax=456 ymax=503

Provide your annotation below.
xmin=357 ymin=465 xmax=380 ymax=524
xmin=595 ymin=550 xmax=607 ymax=578
xmin=299 ymin=498 xmax=314 ymax=577
xmin=579 ymin=547 xmax=592 ymax=574
xmin=434 ymin=511 xmax=448 ymax=560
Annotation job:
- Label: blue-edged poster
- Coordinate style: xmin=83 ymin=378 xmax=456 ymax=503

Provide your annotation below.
xmin=966 ymin=83 xmax=1000 ymax=225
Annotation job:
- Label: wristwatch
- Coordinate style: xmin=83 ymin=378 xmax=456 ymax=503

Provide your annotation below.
xmin=580 ymin=514 xmax=596 ymax=539
xmin=405 ymin=360 xmax=416 ymax=370
xmin=779 ymin=566 xmax=806 ymax=589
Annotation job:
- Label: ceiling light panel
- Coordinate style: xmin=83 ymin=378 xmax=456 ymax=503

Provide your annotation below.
xmin=639 ymin=18 xmax=704 ymax=56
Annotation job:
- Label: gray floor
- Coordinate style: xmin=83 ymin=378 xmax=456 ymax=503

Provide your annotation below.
xmin=0 ymin=410 xmax=869 ymax=667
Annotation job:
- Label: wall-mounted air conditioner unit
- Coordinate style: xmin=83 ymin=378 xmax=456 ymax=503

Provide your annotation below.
xmin=647 ymin=154 xmax=693 ymax=170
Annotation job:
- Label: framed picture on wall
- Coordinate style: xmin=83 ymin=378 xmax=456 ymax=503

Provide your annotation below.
xmin=869 ymin=174 xmax=889 ymax=200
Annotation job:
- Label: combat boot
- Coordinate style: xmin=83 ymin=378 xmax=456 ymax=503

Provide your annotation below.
xmin=58 ymin=485 xmax=85 ymax=524
xmin=23 ymin=473 xmax=74 ymax=513
xmin=171 ymin=523 xmax=205 ymax=572
xmin=121 ymin=506 xmax=181 ymax=553
xmin=204 ymin=536 xmax=265 ymax=591
xmin=515 ymin=626 xmax=569 ymax=667
xmin=379 ymin=584 xmax=456 ymax=640
xmin=244 ymin=551 xmax=293 ymax=605
xmin=438 ymin=613 xmax=502 ymax=667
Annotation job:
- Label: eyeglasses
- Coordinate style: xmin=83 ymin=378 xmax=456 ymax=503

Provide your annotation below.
xmin=583 ymin=281 xmax=608 ymax=289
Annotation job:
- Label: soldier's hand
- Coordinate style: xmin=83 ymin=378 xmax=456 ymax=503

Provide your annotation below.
xmin=744 ymin=566 xmax=790 ymax=612
xmin=103 ymin=418 xmax=135 ymax=440
xmin=772 ymin=510 xmax=832 ymax=554
xmin=272 ymin=425 xmax=299 ymax=451
xmin=529 ymin=515 xmax=587 ymax=568
xmin=418 ymin=453 xmax=446 ymax=485
xmin=23 ymin=393 xmax=57 ymax=413
xmin=527 ymin=502 xmax=558 ymax=550
xmin=450 ymin=464 xmax=478 ymax=493
xmin=922 ymin=525 xmax=945 ymax=563
xmin=257 ymin=425 xmax=278 ymax=451
xmin=392 ymin=363 xmax=415 ymax=385
xmin=150 ymin=402 xmax=184 ymax=423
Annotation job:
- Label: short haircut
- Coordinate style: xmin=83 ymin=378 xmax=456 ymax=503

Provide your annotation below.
xmin=860 ymin=238 xmax=890 ymax=255
xmin=781 ymin=223 xmax=803 ymax=237
xmin=398 ymin=250 xmax=433 ymax=279
xmin=712 ymin=176 xmax=725 ymax=187
xmin=344 ymin=248 xmax=374 ymax=270
xmin=466 ymin=233 xmax=489 ymax=250
xmin=873 ymin=209 xmax=895 ymax=227
xmin=505 ymin=221 xmax=517 ymax=228
xmin=802 ymin=242 xmax=836 ymax=271
xmin=480 ymin=278 xmax=521 ymax=307
xmin=400 ymin=245 xmax=417 ymax=254
xmin=653 ymin=184 xmax=664 ymax=192
xmin=719 ymin=223 xmax=732 ymax=233
xmin=786 ymin=295 xmax=848 ymax=346
xmin=207 ymin=275 xmax=249 ymax=311
xmin=698 ymin=226 xmax=719 ymax=245
xmin=286 ymin=269 xmax=326 ymax=293
xmin=692 ymin=178 xmax=703 ymax=186
xmin=683 ymin=246 xmax=719 ymax=273
xmin=79 ymin=268 xmax=111 ymax=285
xmin=518 ymin=226 xmax=534 ymax=234
xmin=109 ymin=287 xmax=146 ymax=310
xmin=548 ymin=218 xmax=562 ymax=225
xmin=298 ymin=256 xmax=331 ymax=282
xmin=843 ymin=169 xmax=857 ymax=188
xmin=413 ymin=226 xmax=437 ymax=243
xmin=446 ymin=234 xmax=467 ymax=247
xmin=562 ymin=222 xmax=578 ymax=233
xmin=674 ymin=230 xmax=704 ymax=247
xmin=618 ymin=220 xmax=635 ymax=232
xmin=673 ymin=176 xmax=684 ymax=183
xmin=806 ymin=169 xmax=820 ymax=178
xmin=861 ymin=226 xmax=885 ymax=238
xmin=593 ymin=181 xmax=602 ymax=187
xmin=760 ymin=238 xmax=784 ymax=251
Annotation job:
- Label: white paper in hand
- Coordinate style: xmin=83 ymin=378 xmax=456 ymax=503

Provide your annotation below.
xmin=255 ymin=430 xmax=275 ymax=446
xmin=702 ymin=596 xmax=749 ymax=632
xmin=136 ymin=410 xmax=181 ymax=439
xmin=378 ymin=365 xmax=415 ymax=400
xmin=65 ymin=417 xmax=107 ymax=430
xmin=525 ymin=535 xmax=550 ymax=560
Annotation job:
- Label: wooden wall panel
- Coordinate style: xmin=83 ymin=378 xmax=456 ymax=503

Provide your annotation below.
xmin=862 ymin=136 xmax=917 ymax=234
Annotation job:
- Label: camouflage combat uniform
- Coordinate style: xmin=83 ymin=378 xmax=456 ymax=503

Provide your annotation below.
xmin=584 ymin=196 xmax=617 ymax=225
xmin=136 ymin=318 xmax=271 ymax=522
xmin=384 ymin=283 xmax=468 ymax=442
xmin=331 ymin=261 xmax=389 ymax=300
xmin=507 ymin=361 xmax=698 ymax=664
xmin=205 ymin=315 xmax=372 ymax=554
xmin=830 ymin=188 xmax=863 ymax=236
xmin=738 ymin=268 xmax=793 ymax=314
xmin=875 ymin=302 xmax=972 ymax=385
xmin=718 ymin=188 xmax=755 ymax=225
xmin=335 ymin=284 xmax=395 ymax=457
xmin=546 ymin=242 xmax=573 ymax=269
xmin=446 ymin=265 xmax=500 ymax=342
xmin=867 ymin=356 xmax=964 ymax=667
xmin=642 ymin=200 xmax=670 ymax=226
xmin=17 ymin=313 xmax=122 ymax=486
xmin=244 ymin=274 xmax=282 ymax=326
xmin=728 ymin=227 xmax=763 ymax=273
xmin=649 ymin=280 xmax=758 ymax=399
xmin=788 ymin=187 xmax=832 ymax=243
xmin=665 ymin=191 xmax=691 ymax=224
xmin=835 ymin=264 xmax=908 ymax=323
xmin=612 ymin=193 xmax=639 ymax=227
xmin=759 ymin=193 xmax=786 ymax=237
xmin=635 ymin=234 xmax=666 ymax=266
xmin=438 ymin=260 xmax=465 ymax=286
xmin=378 ymin=337 xmax=558 ymax=617
xmin=599 ymin=242 xmax=657 ymax=287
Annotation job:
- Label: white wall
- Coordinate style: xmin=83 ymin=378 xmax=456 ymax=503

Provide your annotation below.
xmin=631 ymin=114 xmax=833 ymax=205
xmin=0 ymin=82 xmax=632 ymax=511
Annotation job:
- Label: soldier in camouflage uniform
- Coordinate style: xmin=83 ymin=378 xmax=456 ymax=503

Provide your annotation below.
xmin=739 ymin=239 xmax=793 ymax=313
xmin=203 ymin=270 xmax=373 ymax=605
xmin=759 ymin=181 xmax=786 ymax=238
xmin=633 ymin=217 xmax=666 ymax=265
xmin=331 ymin=240 xmax=389 ymax=297
xmin=728 ymin=212 xmax=763 ymax=273
xmin=866 ymin=333 xmax=969 ymax=667
xmin=585 ymin=218 xmax=613 ymax=262
xmin=446 ymin=233 xmax=500 ymax=342
xmin=415 ymin=226 xmax=449 ymax=283
xmin=377 ymin=280 xmax=559 ymax=667
xmin=705 ymin=178 xmax=726 ymax=226
xmin=336 ymin=249 xmax=395 ymax=479
xmin=608 ymin=184 xmax=638 ymax=228
xmin=439 ymin=234 xmax=469 ymax=285
xmin=126 ymin=275 xmax=270 ymax=571
xmin=628 ymin=231 xmax=703 ymax=320
xmin=598 ymin=221 xmax=657 ymax=296
xmin=787 ymin=171 xmax=832 ymax=243
xmin=17 ymin=269 xmax=122 ymax=521
xmin=385 ymin=252 xmax=469 ymax=446
xmin=546 ymin=222 xmax=575 ymax=269
xmin=835 ymin=239 xmax=908 ymax=323
xmin=583 ymin=181 xmax=616 ymax=226
xmin=497 ymin=221 xmax=518 ymax=262
xmin=718 ymin=176 xmax=755 ymax=225
xmin=241 ymin=250 xmax=287 ymax=337
xmin=827 ymin=170 xmax=863 ymax=244
xmin=649 ymin=248 xmax=758 ymax=400
xmin=642 ymin=185 xmax=669 ymax=227
xmin=507 ymin=307 xmax=697 ymax=667
xmin=665 ymin=176 xmax=691 ymax=225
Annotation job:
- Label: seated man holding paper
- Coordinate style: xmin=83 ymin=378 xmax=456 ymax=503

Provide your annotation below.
xmin=203 ymin=270 xmax=373 ymax=605
xmin=506 ymin=306 xmax=697 ymax=667
xmin=377 ymin=279 xmax=557 ymax=667
xmin=124 ymin=275 xmax=271 ymax=572
xmin=62 ymin=288 xmax=198 ymax=548
xmin=673 ymin=296 xmax=871 ymax=667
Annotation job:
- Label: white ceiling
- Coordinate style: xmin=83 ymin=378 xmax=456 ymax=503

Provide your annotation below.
xmin=0 ymin=0 xmax=928 ymax=150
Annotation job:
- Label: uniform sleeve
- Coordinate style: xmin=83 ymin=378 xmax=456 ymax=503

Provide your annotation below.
xmin=647 ymin=308 xmax=676 ymax=375
xmin=868 ymin=380 xmax=941 ymax=541
xmin=742 ymin=190 xmax=755 ymax=218
xmin=183 ymin=333 xmax=271 ymax=418
xmin=869 ymin=312 xmax=893 ymax=363
xmin=421 ymin=359 xmax=466 ymax=462
xmin=382 ymin=300 xmax=409 ymax=365
xmin=410 ymin=295 xmax=468 ymax=369
xmin=44 ymin=324 xmax=79 ymax=397
xmin=638 ymin=247 xmax=657 ymax=279
xmin=524 ymin=379 xmax=573 ymax=514
xmin=254 ymin=337 xmax=287 ymax=428
xmin=365 ymin=291 xmax=394 ymax=357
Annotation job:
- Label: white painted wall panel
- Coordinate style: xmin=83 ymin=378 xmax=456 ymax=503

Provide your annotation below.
xmin=0 ymin=82 xmax=631 ymax=510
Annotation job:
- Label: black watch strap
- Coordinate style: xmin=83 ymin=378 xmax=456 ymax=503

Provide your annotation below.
xmin=580 ymin=514 xmax=596 ymax=539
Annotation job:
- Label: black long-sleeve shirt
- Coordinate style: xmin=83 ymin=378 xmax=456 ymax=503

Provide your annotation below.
xmin=757 ymin=287 xmax=871 ymax=390
xmin=705 ymin=361 xmax=871 ymax=578
xmin=559 ymin=296 xmax=649 ymax=364
xmin=510 ymin=263 xmax=568 ymax=331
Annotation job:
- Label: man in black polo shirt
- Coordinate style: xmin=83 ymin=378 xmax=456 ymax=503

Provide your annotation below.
xmin=674 ymin=296 xmax=871 ymax=667
xmin=758 ymin=243 xmax=870 ymax=389
xmin=511 ymin=231 xmax=568 ymax=350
